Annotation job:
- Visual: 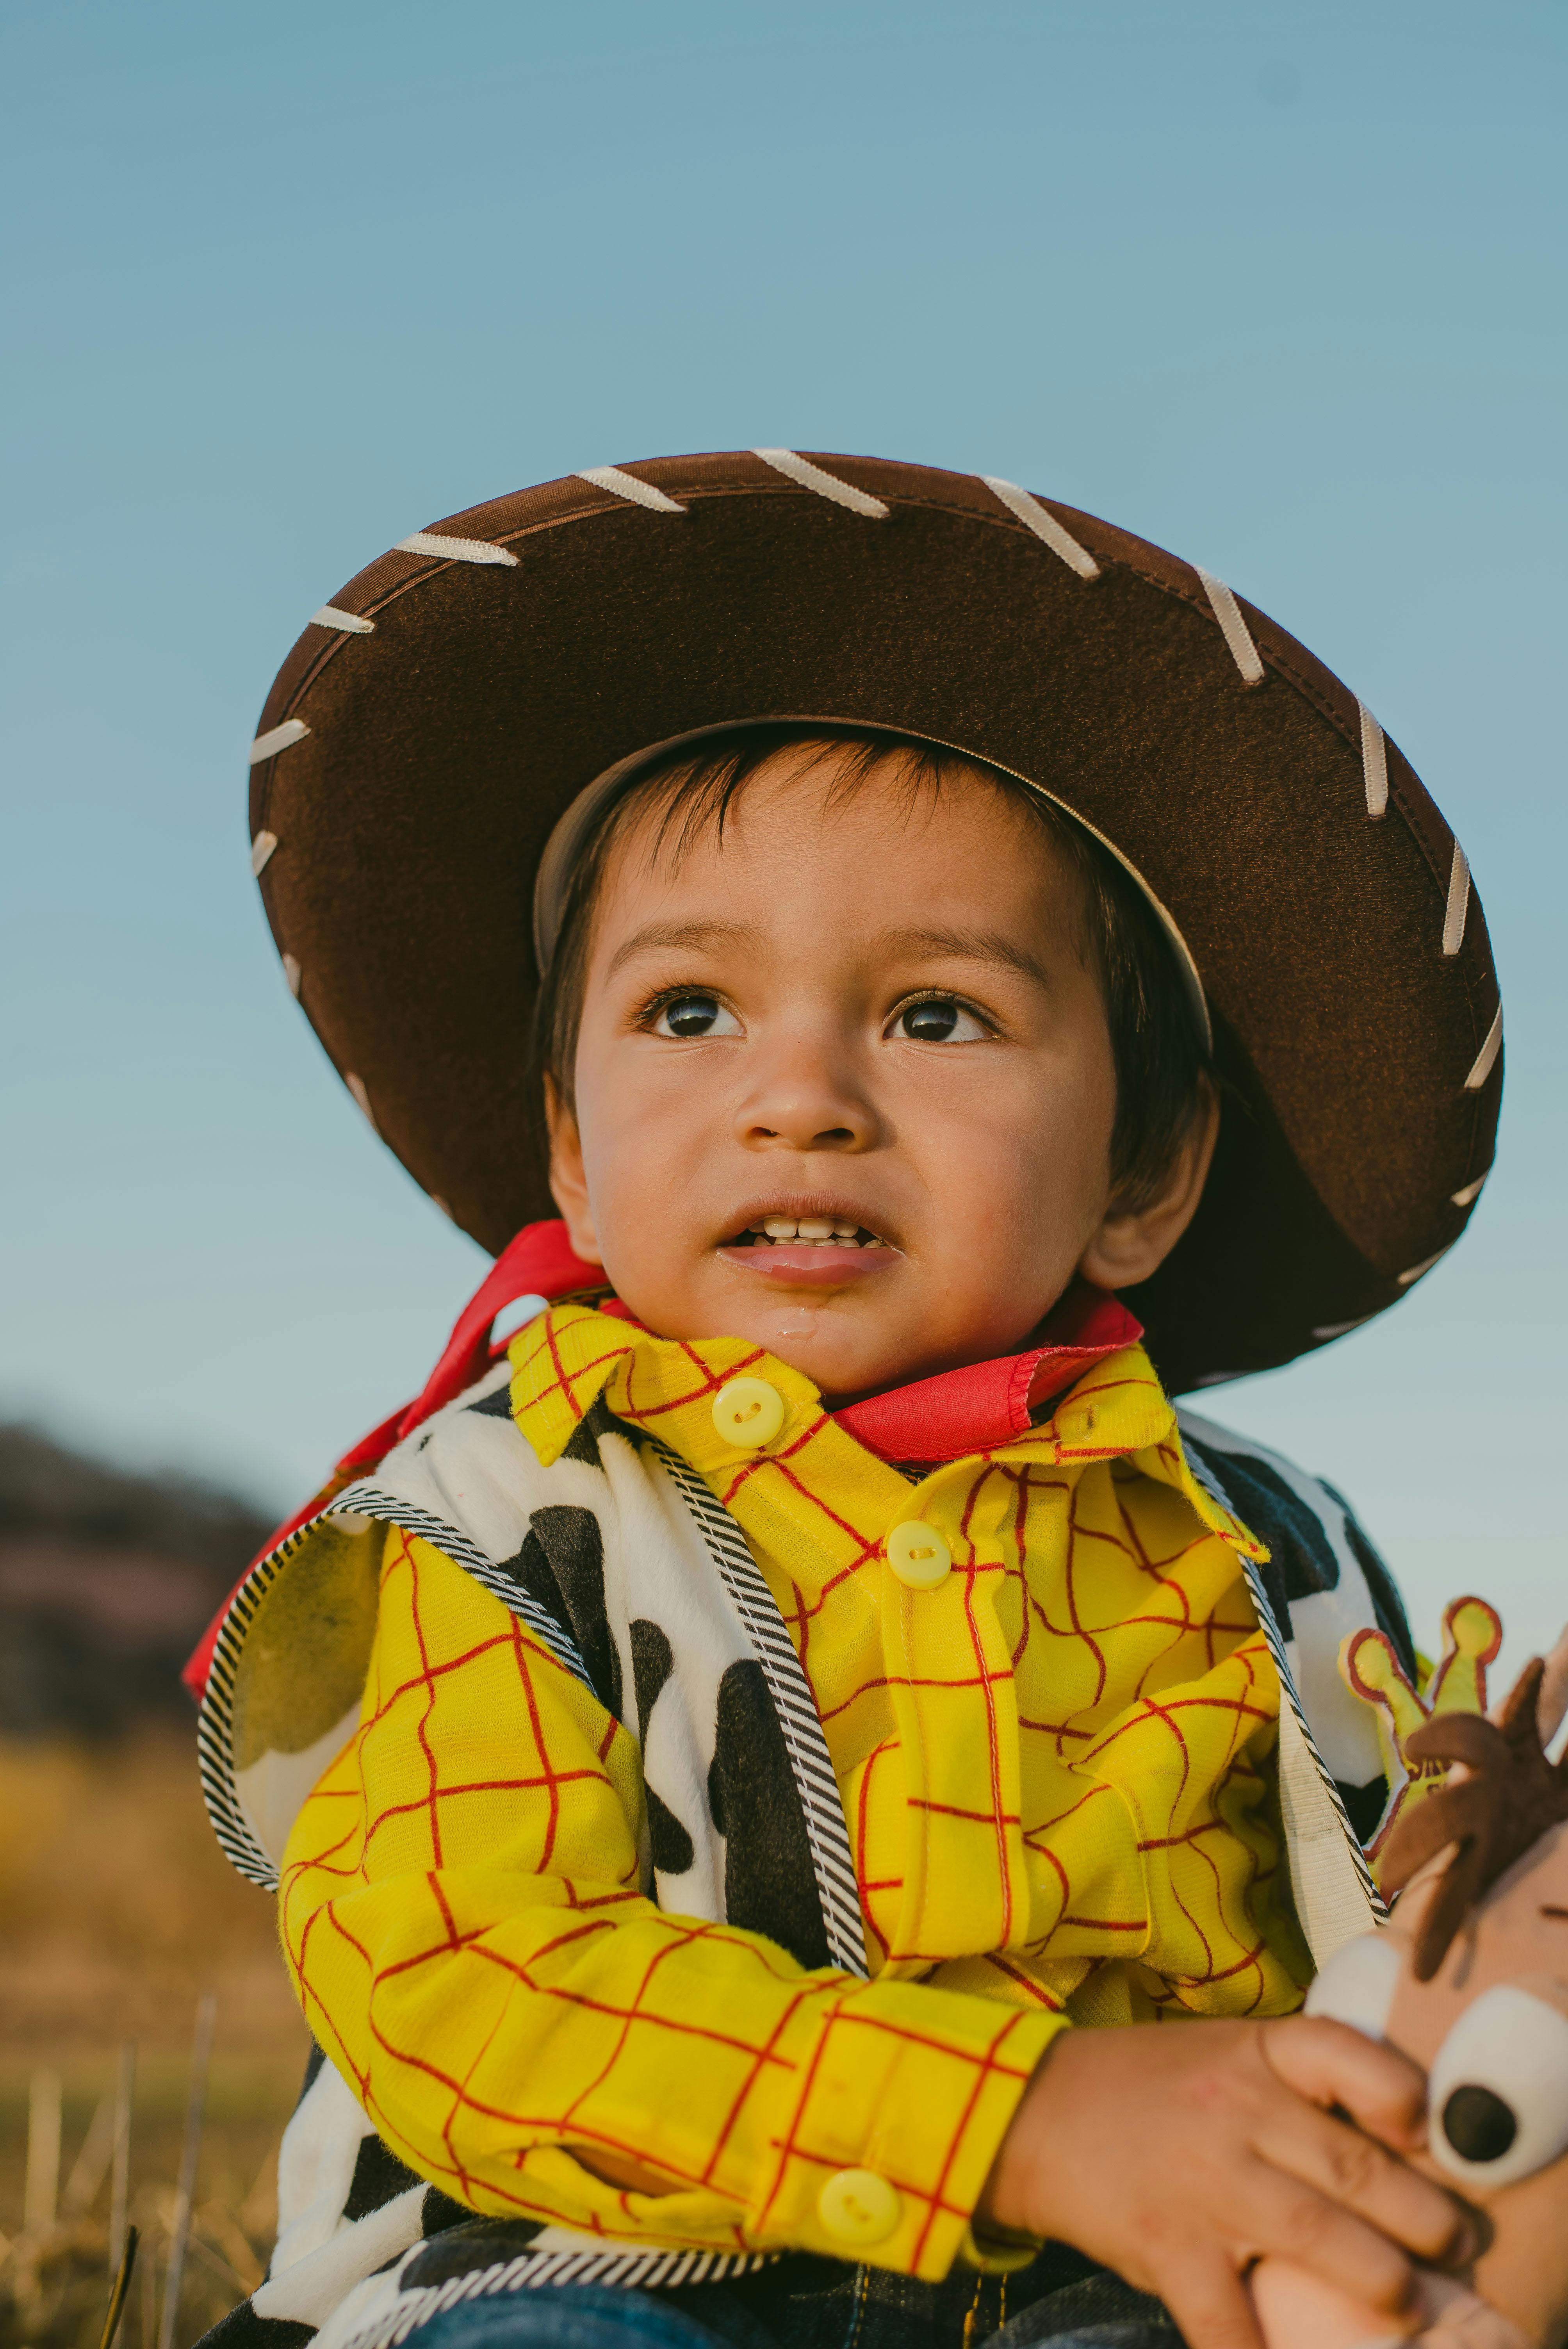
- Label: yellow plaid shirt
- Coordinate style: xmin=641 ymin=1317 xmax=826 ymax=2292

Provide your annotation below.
xmin=280 ymin=1306 xmax=1309 ymax=2281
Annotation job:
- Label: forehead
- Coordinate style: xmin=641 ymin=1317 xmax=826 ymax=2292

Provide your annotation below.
xmin=594 ymin=743 xmax=1075 ymax=925
xmin=1389 ymin=1824 xmax=1568 ymax=2067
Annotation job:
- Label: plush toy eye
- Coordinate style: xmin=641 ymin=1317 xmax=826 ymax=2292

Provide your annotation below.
xmin=1303 ymin=1932 xmax=1402 ymax=2041
xmin=1441 ymin=2084 xmax=1518 ymax=2163
xmin=1427 ymin=1984 xmax=1568 ymax=2190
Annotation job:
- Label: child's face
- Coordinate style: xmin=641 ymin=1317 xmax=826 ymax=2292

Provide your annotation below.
xmin=547 ymin=747 xmax=1213 ymax=1399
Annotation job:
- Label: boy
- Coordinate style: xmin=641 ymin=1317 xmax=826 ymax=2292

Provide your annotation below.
xmin=195 ymin=454 xmax=1502 ymax=2349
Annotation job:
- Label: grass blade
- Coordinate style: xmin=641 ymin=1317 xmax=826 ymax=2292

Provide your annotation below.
xmin=109 ymin=2043 xmax=137 ymax=2276
xmin=98 ymin=2225 xmax=139 ymax=2349
xmin=157 ymin=1995 xmax=216 ymax=2349
xmin=24 ymin=2069 xmax=63 ymax=2239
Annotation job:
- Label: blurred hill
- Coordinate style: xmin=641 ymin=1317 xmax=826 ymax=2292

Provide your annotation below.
xmin=0 ymin=1427 xmax=277 ymax=1737
xmin=0 ymin=1433 xmax=306 ymax=2347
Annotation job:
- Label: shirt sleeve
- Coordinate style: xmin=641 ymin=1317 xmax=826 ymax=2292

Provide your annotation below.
xmin=279 ymin=1526 xmax=1062 ymax=2281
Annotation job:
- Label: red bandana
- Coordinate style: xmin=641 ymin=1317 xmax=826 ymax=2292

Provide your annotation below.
xmin=182 ymin=1221 xmax=1142 ymax=1697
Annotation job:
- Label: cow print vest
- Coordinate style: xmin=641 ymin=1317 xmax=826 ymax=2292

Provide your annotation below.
xmin=196 ymin=1364 xmax=1413 ymax=2349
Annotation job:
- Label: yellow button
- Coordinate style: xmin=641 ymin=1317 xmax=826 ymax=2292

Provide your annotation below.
xmin=886 ymin=1519 xmax=951 ymax=1589
xmin=711 ymin=1375 xmax=786 ymax=1450
xmin=817 ymin=2167 xmax=902 ymax=2245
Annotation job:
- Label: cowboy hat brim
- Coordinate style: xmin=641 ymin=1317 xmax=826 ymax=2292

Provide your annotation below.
xmin=247 ymin=451 xmax=1500 ymax=1392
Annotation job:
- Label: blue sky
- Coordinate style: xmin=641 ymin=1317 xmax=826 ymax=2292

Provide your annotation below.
xmin=2 ymin=0 xmax=1563 ymax=1679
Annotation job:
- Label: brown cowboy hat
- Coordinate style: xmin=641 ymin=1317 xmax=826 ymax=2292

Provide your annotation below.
xmin=246 ymin=450 xmax=1500 ymax=1394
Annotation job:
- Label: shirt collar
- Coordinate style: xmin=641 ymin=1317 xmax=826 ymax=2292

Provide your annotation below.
xmin=501 ymin=1229 xmax=1144 ymax=1471
xmin=507 ymin=1287 xmax=1263 ymax=1562
xmin=472 ymin=1215 xmax=1142 ymax=1468
xmin=829 ymin=1284 xmax=1144 ymax=1465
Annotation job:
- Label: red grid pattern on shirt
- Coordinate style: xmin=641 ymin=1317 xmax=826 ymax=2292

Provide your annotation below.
xmin=280 ymin=1309 xmax=1303 ymax=2265
xmin=280 ymin=1533 xmax=1038 ymax=2257
xmin=681 ymin=1390 xmax=1285 ymax=1999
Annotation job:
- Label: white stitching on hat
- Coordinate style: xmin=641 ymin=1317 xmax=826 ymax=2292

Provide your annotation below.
xmin=1358 ymin=702 xmax=1388 ymax=818
xmin=1397 ymin=1248 xmax=1449 ymax=1287
xmin=250 ymin=718 xmax=309 ymax=763
xmin=1451 ymin=1172 xmax=1490 ymax=1208
xmin=250 ymin=831 xmax=278 ymax=877
xmin=395 ymin=531 xmax=519 ymax=567
xmin=1311 ymin=1316 xmax=1376 ymax=1340
xmin=1442 ymin=840 xmax=1471 ymax=956
xmin=751 ymin=450 xmax=889 ymax=518
xmin=310 ymin=605 xmax=375 ymax=634
xmin=980 ymin=478 xmax=1100 ymax=580
xmin=282 ymin=953 xmax=302 ymax=998
xmin=576 ymin=466 xmax=686 ymax=514
xmin=1464 ymin=1005 xmax=1502 ymax=1092
xmin=1192 ymin=567 xmax=1266 ymax=686
xmin=345 ymin=1072 xmax=378 ymax=1132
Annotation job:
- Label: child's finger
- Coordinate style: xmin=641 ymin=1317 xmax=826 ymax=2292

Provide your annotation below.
xmin=1152 ymin=2249 xmax=1264 ymax=2349
xmin=1256 ymin=2097 xmax=1471 ymax=2267
xmin=1228 ymin=2164 xmax=1420 ymax=2314
xmin=1261 ymin=2014 xmax=1429 ymax=2148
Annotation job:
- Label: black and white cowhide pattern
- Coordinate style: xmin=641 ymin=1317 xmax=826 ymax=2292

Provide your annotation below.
xmin=200 ymin=1365 xmax=856 ymax=2347
xmin=1175 ymin=1410 xmax=1416 ymax=1848
xmin=198 ymin=1367 xmax=1411 ymax=2349
xmin=353 ymin=1367 xmax=848 ymax=1960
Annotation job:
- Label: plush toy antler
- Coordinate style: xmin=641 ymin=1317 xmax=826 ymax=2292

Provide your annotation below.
xmin=1380 ymin=1657 xmax=1568 ymax=1981
xmin=1341 ymin=1597 xmax=1503 ymax=1868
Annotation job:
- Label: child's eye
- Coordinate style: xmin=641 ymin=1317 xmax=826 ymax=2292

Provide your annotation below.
xmin=890 ymin=997 xmax=990 ymax=1044
xmin=650 ymin=993 xmax=741 ymax=1039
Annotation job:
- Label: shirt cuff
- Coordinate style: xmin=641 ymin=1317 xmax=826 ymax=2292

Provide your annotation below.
xmin=747 ymin=1979 xmax=1066 ymax=2281
xmin=956 ymin=2222 xmax=1043 ymax=2274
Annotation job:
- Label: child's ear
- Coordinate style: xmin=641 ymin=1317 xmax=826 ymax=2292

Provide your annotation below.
xmin=1077 ymin=1084 xmax=1219 ymax=1292
xmin=544 ymin=1076 xmax=605 ymax=1266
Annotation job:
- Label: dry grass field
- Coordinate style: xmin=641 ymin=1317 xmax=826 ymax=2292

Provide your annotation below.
xmin=0 ymin=1732 xmax=308 ymax=2349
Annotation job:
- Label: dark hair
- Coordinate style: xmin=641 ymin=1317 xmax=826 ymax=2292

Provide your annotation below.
xmin=535 ymin=724 xmax=1213 ymax=1210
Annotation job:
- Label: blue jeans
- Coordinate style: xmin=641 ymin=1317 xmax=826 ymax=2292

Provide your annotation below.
xmin=403 ymin=2251 xmax=1180 ymax=2349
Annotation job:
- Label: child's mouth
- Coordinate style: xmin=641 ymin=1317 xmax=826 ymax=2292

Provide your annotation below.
xmin=732 ymin=1217 xmax=892 ymax=1250
xmin=716 ymin=1217 xmax=901 ymax=1285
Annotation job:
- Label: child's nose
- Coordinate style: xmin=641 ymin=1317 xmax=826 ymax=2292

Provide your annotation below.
xmin=734 ymin=1054 xmax=878 ymax=1154
xmin=744 ymin=1113 xmax=861 ymax=1149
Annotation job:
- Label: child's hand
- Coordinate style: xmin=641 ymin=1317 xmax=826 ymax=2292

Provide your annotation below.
xmin=976 ymin=2017 xmax=1474 ymax=2349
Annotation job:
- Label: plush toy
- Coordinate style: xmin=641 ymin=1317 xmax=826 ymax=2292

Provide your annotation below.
xmin=1250 ymin=1611 xmax=1568 ymax=2349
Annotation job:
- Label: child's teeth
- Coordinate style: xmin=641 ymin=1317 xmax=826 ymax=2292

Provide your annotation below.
xmin=738 ymin=1216 xmax=886 ymax=1248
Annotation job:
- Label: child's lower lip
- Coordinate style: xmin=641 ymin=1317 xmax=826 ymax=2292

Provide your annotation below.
xmin=715 ymin=1244 xmax=901 ymax=1285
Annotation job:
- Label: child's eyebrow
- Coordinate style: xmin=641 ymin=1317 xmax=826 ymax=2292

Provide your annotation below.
xmin=605 ymin=919 xmax=763 ymax=978
xmin=603 ymin=917 xmax=1054 ymax=987
xmin=869 ymin=924 xmax=1053 ymax=988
